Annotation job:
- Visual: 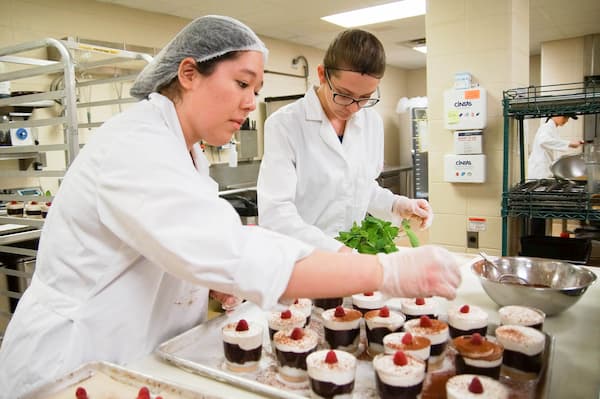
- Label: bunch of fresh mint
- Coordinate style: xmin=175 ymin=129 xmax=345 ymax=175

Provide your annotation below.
xmin=335 ymin=216 xmax=399 ymax=254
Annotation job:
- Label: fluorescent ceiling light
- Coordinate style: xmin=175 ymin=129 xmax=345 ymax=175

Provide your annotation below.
xmin=412 ymin=45 xmax=427 ymax=54
xmin=321 ymin=0 xmax=426 ymax=28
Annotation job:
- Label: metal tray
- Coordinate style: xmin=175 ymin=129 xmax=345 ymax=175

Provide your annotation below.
xmin=23 ymin=361 xmax=222 ymax=399
xmin=156 ymin=301 xmax=554 ymax=399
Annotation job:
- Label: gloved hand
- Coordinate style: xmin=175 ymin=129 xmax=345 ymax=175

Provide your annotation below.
xmin=209 ymin=290 xmax=243 ymax=311
xmin=392 ymin=196 xmax=433 ymax=229
xmin=376 ymin=245 xmax=462 ymax=299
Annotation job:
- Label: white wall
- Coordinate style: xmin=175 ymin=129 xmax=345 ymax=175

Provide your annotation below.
xmin=0 ymin=0 xmax=419 ymax=194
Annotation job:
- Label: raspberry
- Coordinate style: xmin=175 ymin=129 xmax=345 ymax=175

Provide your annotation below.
xmin=393 ymin=350 xmax=408 ymax=366
xmin=30 ymin=200 xmax=38 ymax=205
xmin=334 ymin=306 xmax=346 ymax=317
xmin=294 ymin=299 xmax=299 ymax=304
xmin=470 ymin=333 xmax=483 ymax=345
xmin=419 ymin=315 xmax=432 ymax=327
xmin=415 ymin=298 xmax=425 ymax=305
xmin=363 ymin=292 xmax=374 ymax=296
xmin=137 ymin=387 xmax=151 ymax=399
xmin=325 ymin=350 xmax=338 ymax=364
xmin=468 ymin=376 xmax=484 ymax=394
xmin=75 ymin=387 xmax=88 ymax=399
xmin=460 ymin=304 xmax=470 ymax=313
xmin=46 ymin=202 xmax=52 ymax=206
xmin=401 ymin=332 xmax=413 ymax=345
xmin=280 ymin=309 xmax=292 ymax=319
xmin=290 ymin=327 xmax=304 ymax=340
xmin=235 ymin=319 xmax=249 ymax=331
xmin=378 ymin=306 xmax=390 ymax=317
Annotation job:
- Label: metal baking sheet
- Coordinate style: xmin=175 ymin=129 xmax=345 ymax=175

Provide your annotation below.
xmin=156 ymin=301 xmax=554 ymax=399
xmin=23 ymin=361 xmax=222 ymax=399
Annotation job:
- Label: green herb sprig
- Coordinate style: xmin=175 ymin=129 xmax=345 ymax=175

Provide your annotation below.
xmin=335 ymin=216 xmax=399 ymax=254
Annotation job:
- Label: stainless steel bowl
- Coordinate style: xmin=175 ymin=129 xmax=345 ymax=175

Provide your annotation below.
xmin=471 ymin=256 xmax=597 ymax=316
xmin=551 ymin=153 xmax=586 ymax=180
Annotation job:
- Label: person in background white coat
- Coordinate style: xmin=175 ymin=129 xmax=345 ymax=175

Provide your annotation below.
xmin=0 ymin=16 xmax=461 ymax=398
xmin=527 ymin=114 xmax=583 ymax=179
xmin=257 ymin=29 xmax=433 ymax=253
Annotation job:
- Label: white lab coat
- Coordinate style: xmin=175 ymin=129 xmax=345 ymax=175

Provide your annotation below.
xmin=0 ymin=94 xmax=312 ymax=398
xmin=528 ymin=119 xmax=571 ymax=179
xmin=257 ymin=87 xmax=396 ymax=252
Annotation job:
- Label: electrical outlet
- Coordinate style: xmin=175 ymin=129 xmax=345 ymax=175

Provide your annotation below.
xmin=467 ymin=231 xmax=479 ymax=249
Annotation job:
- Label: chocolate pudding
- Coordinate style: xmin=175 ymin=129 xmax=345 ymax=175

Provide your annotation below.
xmin=273 ymin=327 xmax=319 ymax=382
xmin=401 ymin=297 xmax=438 ymax=320
xmin=452 ymin=333 xmax=504 ymax=379
xmin=6 ymin=201 xmax=24 ymax=217
xmin=403 ymin=316 xmax=449 ymax=366
xmin=448 ymin=304 xmax=489 ymax=338
xmin=498 ymin=305 xmax=545 ymax=331
xmin=306 ymin=349 xmax=357 ymax=398
xmin=446 ymin=374 xmax=509 ymax=399
xmin=364 ymin=306 xmax=405 ymax=356
xmin=290 ymin=298 xmax=313 ymax=326
xmin=351 ymin=291 xmax=385 ymax=315
xmin=222 ymin=319 xmax=263 ymax=372
xmin=495 ymin=325 xmax=545 ymax=375
xmin=321 ymin=306 xmax=362 ymax=353
xmin=373 ymin=351 xmax=426 ymax=399
xmin=267 ymin=309 xmax=306 ymax=340
xmin=383 ymin=332 xmax=431 ymax=368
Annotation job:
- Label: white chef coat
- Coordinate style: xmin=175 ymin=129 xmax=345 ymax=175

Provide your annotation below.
xmin=257 ymin=87 xmax=396 ymax=252
xmin=0 ymin=93 xmax=312 ymax=398
xmin=528 ymin=119 xmax=571 ymax=179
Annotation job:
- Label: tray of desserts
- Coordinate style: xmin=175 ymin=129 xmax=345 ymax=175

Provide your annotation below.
xmin=23 ymin=361 xmax=222 ymax=399
xmin=156 ymin=298 xmax=554 ymax=399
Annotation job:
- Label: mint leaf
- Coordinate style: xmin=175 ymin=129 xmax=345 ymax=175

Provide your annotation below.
xmin=335 ymin=216 xmax=399 ymax=254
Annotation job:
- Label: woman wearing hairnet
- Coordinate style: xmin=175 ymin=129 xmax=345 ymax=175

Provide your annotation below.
xmin=0 ymin=16 xmax=460 ymax=397
xmin=257 ymin=29 xmax=433 ymax=253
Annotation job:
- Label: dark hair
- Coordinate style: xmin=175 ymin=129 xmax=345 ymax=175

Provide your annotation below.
xmin=159 ymin=51 xmax=241 ymax=101
xmin=323 ymin=29 xmax=386 ymax=78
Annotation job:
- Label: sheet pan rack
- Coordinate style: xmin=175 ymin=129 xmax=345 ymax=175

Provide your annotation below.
xmin=501 ymin=81 xmax=600 ymax=255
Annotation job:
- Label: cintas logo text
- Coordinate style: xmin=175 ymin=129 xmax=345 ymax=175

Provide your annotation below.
xmin=454 ymin=100 xmax=472 ymax=107
xmin=456 ymin=160 xmax=472 ymax=166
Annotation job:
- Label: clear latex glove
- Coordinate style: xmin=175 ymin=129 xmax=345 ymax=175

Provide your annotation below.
xmin=392 ymin=196 xmax=434 ymax=229
xmin=209 ymin=290 xmax=243 ymax=311
xmin=376 ymin=245 xmax=462 ymax=299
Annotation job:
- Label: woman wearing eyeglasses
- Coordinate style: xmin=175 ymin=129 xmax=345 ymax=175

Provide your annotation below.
xmin=257 ymin=29 xmax=433 ymax=252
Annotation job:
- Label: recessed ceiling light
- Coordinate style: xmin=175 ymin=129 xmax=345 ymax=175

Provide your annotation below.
xmin=321 ymin=0 xmax=426 ymax=28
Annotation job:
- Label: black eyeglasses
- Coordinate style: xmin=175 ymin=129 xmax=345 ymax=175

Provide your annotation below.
xmin=325 ymin=69 xmax=380 ymax=108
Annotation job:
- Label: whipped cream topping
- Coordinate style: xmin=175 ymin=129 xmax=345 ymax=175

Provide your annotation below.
xmin=403 ymin=318 xmax=449 ymax=345
xmin=365 ymin=309 xmax=406 ymax=331
xmin=321 ymin=308 xmax=362 ymax=331
xmin=448 ymin=305 xmax=489 ymax=331
xmin=274 ymin=328 xmax=319 ymax=353
xmin=222 ymin=321 xmax=263 ymax=350
xmin=290 ymin=298 xmax=313 ymax=319
xmin=268 ymin=309 xmax=306 ymax=331
xmin=306 ymin=350 xmax=357 ymax=385
xmin=499 ymin=306 xmax=545 ymax=327
xmin=372 ymin=353 xmax=426 ymax=387
xmin=446 ymin=374 xmax=509 ymax=399
xmin=401 ymin=297 xmax=437 ymax=316
xmin=383 ymin=332 xmax=431 ymax=361
xmin=352 ymin=291 xmax=386 ymax=309
xmin=6 ymin=201 xmax=24 ymax=209
xmin=495 ymin=325 xmax=545 ymax=356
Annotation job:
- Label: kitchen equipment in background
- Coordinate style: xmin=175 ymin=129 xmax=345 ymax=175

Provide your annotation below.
xmin=220 ymin=190 xmax=258 ymax=225
xmin=551 ymin=153 xmax=586 ymax=181
xmin=397 ymin=100 xmax=427 ymax=201
xmin=584 ymin=138 xmax=600 ymax=193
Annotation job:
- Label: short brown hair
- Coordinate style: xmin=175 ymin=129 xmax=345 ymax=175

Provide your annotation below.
xmin=323 ymin=29 xmax=386 ymax=78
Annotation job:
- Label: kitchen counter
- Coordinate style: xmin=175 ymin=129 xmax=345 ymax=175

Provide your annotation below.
xmin=128 ymin=253 xmax=600 ymax=399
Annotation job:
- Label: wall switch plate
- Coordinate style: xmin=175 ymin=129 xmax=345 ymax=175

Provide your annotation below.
xmin=467 ymin=231 xmax=479 ymax=249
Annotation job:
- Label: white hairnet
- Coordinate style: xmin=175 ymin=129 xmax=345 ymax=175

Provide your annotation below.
xmin=131 ymin=15 xmax=268 ymax=99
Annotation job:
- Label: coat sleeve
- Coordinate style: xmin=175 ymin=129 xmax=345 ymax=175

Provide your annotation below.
xmin=258 ymin=113 xmax=344 ymax=252
xmin=96 ymin=131 xmax=313 ymax=310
